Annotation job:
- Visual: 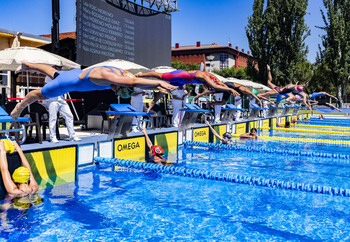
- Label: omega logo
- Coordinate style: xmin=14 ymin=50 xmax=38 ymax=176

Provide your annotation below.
xmin=117 ymin=142 xmax=140 ymax=151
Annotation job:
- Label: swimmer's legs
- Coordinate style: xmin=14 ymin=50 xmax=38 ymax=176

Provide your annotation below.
xmin=135 ymin=72 xmax=163 ymax=79
xmin=16 ymin=62 xmax=57 ymax=80
xmin=326 ymin=102 xmax=342 ymax=112
xmin=10 ymin=89 xmax=46 ymax=120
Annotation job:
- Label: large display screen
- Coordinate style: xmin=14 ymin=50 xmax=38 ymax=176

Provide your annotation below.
xmin=76 ymin=0 xmax=171 ymax=68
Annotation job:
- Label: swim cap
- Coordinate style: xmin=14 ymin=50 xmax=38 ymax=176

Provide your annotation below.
xmin=251 ymin=88 xmax=258 ymax=95
xmin=294 ymin=95 xmax=301 ymax=101
xmin=223 ymin=132 xmax=232 ymax=139
xmin=152 ymin=145 xmax=164 ymax=156
xmin=12 ymin=166 xmax=30 ymax=184
xmin=2 ymin=139 xmax=15 ymax=154
xmin=292 ymin=118 xmax=296 ymax=123
xmin=296 ymin=86 xmax=304 ymax=92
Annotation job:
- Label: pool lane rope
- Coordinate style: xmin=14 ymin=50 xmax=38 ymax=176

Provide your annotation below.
xmin=94 ymin=156 xmax=350 ymax=197
xmin=230 ymin=134 xmax=350 ymax=145
xmin=183 ymin=141 xmax=350 ymax=160
xmin=259 ymin=127 xmax=350 ymax=135
xmin=296 ymin=124 xmax=350 ymax=130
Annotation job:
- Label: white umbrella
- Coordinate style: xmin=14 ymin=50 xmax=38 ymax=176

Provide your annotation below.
xmin=0 ymin=46 xmax=80 ymax=71
xmin=85 ymin=59 xmax=151 ymax=74
xmin=0 ymin=46 xmax=80 ymax=112
xmin=151 ymin=66 xmax=176 ymax=73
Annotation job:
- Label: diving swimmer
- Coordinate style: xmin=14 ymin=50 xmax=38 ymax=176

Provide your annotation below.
xmin=11 ymin=62 xmax=178 ymax=120
xmin=136 ymin=70 xmax=240 ymax=112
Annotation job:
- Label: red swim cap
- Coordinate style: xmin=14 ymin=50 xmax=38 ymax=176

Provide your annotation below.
xmin=152 ymin=145 xmax=164 ymax=156
xmin=292 ymin=119 xmax=296 ymax=123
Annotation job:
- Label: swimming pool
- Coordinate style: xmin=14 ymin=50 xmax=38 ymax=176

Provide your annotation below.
xmin=2 ymin=129 xmax=350 ymax=241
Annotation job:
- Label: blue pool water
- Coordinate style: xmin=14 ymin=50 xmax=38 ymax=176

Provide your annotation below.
xmin=2 ymin=124 xmax=350 ymax=240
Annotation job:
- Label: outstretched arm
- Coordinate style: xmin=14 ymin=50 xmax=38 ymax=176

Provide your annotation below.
xmin=193 ymin=89 xmax=214 ymax=102
xmin=0 ymin=142 xmax=22 ymax=196
xmin=13 ymin=141 xmax=38 ymax=194
xmin=141 ymin=128 xmax=153 ymax=150
xmin=147 ymin=91 xmax=163 ymax=113
xmin=205 ymin=120 xmax=223 ymax=141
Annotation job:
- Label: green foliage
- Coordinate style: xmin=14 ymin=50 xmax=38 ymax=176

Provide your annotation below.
xmin=213 ymin=66 xmax=249 ymax=80
xmin=171 ymin=61 xmax=200 ymax=71
xmin=317 ymin=0 xmax=350 ymax=106
xmin=246 ymin=0 xmax=310 ymax=86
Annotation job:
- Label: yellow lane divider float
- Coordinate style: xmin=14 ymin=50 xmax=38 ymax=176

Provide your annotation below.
xmin=259 ymin=127 xmax=350 ymax=135
xmin=296 ymin=124 xmax=350 ymax=129
xmin=231 ymin=133 xmax=350 ymax=145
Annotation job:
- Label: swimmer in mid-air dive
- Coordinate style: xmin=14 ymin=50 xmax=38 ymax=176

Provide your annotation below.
xmin=239 ymin=128 xmax=258 ymax=139
xmin=0 ymin=139 xmax=38 ymax=197
xmin=135 ymin=70 xmax=240 ymax=112
xmin=141 ymin=128 xmax=169 ymax=165
xmin=11 ymin=62 xmax=178 ymax=120
xmin=307 ymin=91 xmax=341 ymax=112
xmin=205 ymin=121 xmax=233 ymax=145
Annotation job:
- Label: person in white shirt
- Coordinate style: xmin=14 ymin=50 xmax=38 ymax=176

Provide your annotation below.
xmin=130 ymin=88 xmax=151 ymax=132
xmin=235 ymin=95 xmax=242 ymax=121
xmin=42 ymin=65 xmax=81 ymax=143
xmin=171 ymin=85 xmax=191 ymax=127
xmin=213 ymin=92 xmax=223 ymax=123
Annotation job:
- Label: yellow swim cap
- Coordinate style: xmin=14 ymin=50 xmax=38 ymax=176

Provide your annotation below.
xmin=12 ymin=166 xmax=30 ymax=184
xmin=2 ymin=139 xmax=15 ymax=154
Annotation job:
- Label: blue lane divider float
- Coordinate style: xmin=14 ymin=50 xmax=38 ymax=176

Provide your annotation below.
xmin=183 ymin=141 xmax=350 ymax=160
xmin=94 ymin=156 xmax=350 ymax=197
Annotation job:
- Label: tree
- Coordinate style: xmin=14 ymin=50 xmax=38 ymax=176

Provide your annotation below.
xmin=171 ymin=61 xmax=200 ymax=71
xmin=317 ymin=0 xmax=350 ymax=107
xmin=213 ymin=66 xmax=249 ymax=80
xmin=246 ymin=0 xmax=310 ymax=86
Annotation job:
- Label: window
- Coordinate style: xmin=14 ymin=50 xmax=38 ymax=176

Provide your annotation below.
xmin=220 ymin=53 xmax=229 ymax=70
xmin=0 ymin=71 xmax=8 ymax=86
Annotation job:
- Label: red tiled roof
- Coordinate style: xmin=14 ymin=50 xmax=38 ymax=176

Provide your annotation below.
xmin=172 ymin=44 xmax=228 ymax=51
xmin=40 ymin=31 xmax=76 ymax=40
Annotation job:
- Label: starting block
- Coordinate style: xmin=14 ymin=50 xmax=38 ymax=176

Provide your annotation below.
xmin=106 ymin=104 xmax=153 ymax=139
xmin=221 ymin=104 xmax=247 ymax=123
xmin=267 ymin=105 xmax=284 ymax=117
xmin=292 ymin=105 xmax=300 ymax=115
xmin=179 ymin=104 xmax=213 ymax=130
xmin=248 ymin=104 xmax=262 ymax=120
xmin=0 ymin=107 xmax=29 ymax=144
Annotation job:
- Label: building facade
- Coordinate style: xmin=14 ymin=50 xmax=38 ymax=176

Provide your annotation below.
xmin=171 ymin=41 xmax=257 ymax=71
xmin=0 ymin=28 xmax=51 ymax=98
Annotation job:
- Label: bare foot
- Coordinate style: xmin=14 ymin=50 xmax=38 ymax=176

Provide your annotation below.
xmin=10 ymin=104 xmax=21 ymax=120
xmin=134 ymin=72 xmax=142 ymax=77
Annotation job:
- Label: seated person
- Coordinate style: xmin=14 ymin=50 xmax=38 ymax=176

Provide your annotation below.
xmin=141 ymin=128 xmax=168 ymax=165
xmin=240 ymin=128 xmax=258 ymax=139
xmin=0 ymin=140 xmax=38 ymax=198
xmin=205 ymin=120 xmax=233 ymax=145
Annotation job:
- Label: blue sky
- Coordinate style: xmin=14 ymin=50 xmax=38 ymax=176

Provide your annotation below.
xmin=0 ymin=0 xmax=325 ymax=63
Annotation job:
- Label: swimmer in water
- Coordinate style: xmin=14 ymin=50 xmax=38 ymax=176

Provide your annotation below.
xmin=205 ymin=120 xmax=233 ymax=145
xmin=11 ymin=62 xmax=178 ymax=120
xmin=141 ymin=128 xmax=169 ymax=165
xmin=0 ymin=140 xmax=38 ymax=197
xmin=276 ymin=119 xmax=294 ymax=128
xmin=239 ymin=128 xmax=258 ymax=139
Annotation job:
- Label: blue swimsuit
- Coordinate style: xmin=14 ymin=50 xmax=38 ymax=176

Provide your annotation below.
xmin=41 ymin=66 xmax=121 ymax=99
xmin=276 ymin=93 xmax=290 ymax=103
xmin=309 ymin=92 xmax=324 ymax=100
